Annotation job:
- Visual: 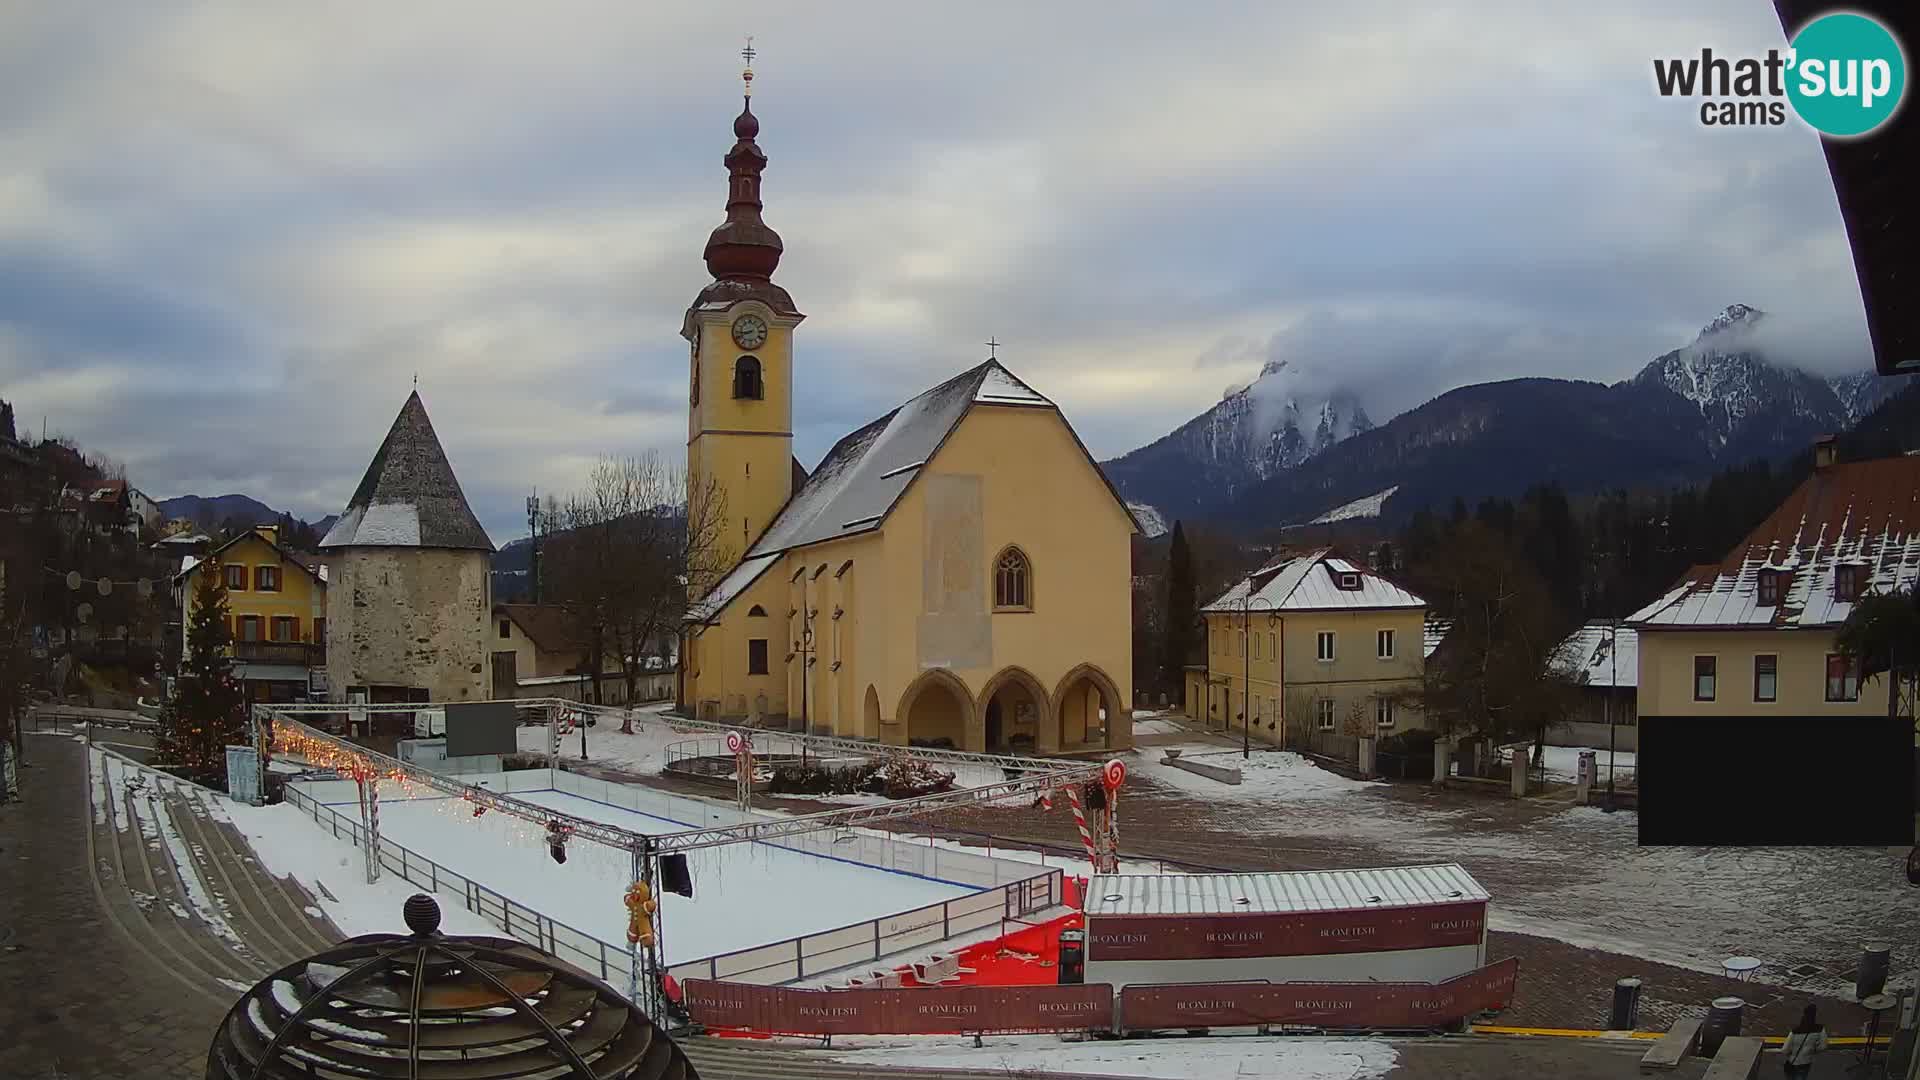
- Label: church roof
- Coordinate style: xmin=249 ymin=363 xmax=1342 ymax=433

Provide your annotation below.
xmin=321 ymin=391 xmax=495 ymax=552
xmin=686 ymin=359 xmax=1138 ymax=623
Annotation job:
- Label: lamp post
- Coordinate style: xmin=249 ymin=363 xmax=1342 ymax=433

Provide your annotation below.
xmin=1605 ymin=618 xmax=1618 ymax=812
xmin=1241 ymin=595 xmax=1275 ymax=760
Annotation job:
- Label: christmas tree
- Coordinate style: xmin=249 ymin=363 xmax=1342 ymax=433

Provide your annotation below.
xmin=157 ymin=552 xmax=247 ymax=785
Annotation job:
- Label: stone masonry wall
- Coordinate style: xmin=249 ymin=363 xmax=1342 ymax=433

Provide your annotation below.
xmin=326 ymin=547 xmax=490 ymax=702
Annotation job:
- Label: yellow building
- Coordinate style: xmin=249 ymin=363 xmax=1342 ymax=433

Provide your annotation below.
xmin=1629 ymin=442 xmax=1918 ymax=725
xmin=1189 ymin=549 xmax=1428 ymax=745
xmin=676 ymin=88 xmax=1136 ymax=755
xmin=177 ymin=524 xmax=327 ymax=702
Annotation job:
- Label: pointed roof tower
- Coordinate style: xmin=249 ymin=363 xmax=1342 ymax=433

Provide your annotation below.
xmin=687 ymin=39 xmax=801 ymax=323
xmin=320 ymin=391 xmax=494 ymax=552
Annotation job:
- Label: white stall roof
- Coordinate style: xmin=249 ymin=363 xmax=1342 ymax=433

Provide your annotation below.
xmin=1084 ymin=864 xmax=1487 ymax=917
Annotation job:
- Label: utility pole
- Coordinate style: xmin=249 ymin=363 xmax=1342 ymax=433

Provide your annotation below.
xmin=1605 ymin=618 xmax=1618 ymax=812
xmin=526 ymin=493 xmax=542 ymax=604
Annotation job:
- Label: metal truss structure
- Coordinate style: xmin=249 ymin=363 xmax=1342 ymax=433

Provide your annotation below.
xmin=256 ymin=699 xmax=1106 ymax=856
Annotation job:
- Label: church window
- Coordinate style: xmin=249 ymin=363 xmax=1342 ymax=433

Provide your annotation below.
xmin=747 ymin=604 xmax=767 ymax=617
xmin=733 ymin=356 xmax=764 ymax=400
xmin=748 ymin=639 xmax=769 ymax=675
xmin=994 ymin=546 xmax=1032 ymax=610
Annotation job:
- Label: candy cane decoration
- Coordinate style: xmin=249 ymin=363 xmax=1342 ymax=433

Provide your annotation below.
xmin=1065 ymin=783 xmax=1100 ymax=870
xmin=1101 ymin=759 xmax=1126 ymax=874
xmin=365 ymin=776 xmax=382 ymax=884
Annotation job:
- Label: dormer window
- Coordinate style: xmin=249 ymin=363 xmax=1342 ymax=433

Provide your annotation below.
xmin=1338 ymin=573 xmax=1361 ymax=590
xmin=1757 ymin=570 xmax=1784 ymax=607
xmin=1834 ymin=564 xmax=1865 ymax=602
xmin=732 ymin=356 xmax=764 ymax=400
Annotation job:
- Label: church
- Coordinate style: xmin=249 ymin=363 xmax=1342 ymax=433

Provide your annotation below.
xmin=676 ymin=67 xmax=1136 ymax=756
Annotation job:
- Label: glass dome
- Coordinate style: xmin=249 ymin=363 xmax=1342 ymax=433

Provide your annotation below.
xmin=206 ymin=894 xmax=698 ymax=1079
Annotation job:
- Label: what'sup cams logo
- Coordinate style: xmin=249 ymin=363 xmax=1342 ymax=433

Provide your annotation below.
xmin=1654 ymin=11 xmax=1907 ymax=137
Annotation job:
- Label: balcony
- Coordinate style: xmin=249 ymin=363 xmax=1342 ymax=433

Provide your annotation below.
xmin=232 ymin=641 xmax=325 ymax=667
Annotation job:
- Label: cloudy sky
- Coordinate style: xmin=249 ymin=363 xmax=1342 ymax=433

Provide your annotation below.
xmin=0 ymin=2 xmax=1876 ymax=543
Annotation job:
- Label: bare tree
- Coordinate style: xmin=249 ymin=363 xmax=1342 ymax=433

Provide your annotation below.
xmin=545 ymin=454 xmax=731 ymax=732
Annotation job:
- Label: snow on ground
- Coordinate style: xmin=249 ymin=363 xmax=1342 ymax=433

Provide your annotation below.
xmin=101 ymin=752 xmax=250 ymax=954
xmin=1496 ymin=744 xmax=1637 ymax=783
xmin=1129 ymin=717 xmax=1186 ymax=737
xmin=339 ymin=789 xmax=976 ymax=963
xmin=1134 ymin=744 xmax=1383 ymax=801
xmin=823 ymin=1034 xmax=1397 ymax=1079
xmin=514 ymin=703 xmax=681 ymax=772
xmin=217 ymin=797 xmax=499 ymax=939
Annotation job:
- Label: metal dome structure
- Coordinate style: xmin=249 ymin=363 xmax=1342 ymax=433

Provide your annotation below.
xmin=207 ymin=894 xmax=699 ymax=1079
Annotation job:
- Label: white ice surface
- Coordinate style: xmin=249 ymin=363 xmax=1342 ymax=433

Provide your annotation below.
xmin=824 ymin=1034 xmax=1397 ymax=1079
xmin=332 ymin=788 xmax=976 ymax=963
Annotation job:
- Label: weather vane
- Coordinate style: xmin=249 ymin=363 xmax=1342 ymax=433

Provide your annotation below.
xmin=985 ymin=337 xmax=1002 ymax=360
xmin=741 ymin=35 xmax=756 ymax=98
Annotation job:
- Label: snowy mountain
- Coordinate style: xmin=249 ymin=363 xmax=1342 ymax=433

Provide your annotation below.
xmin=1101 ymin=360 xmax=1374 ymax=522
xmin=1103 ymin=304 xmax=1912 ymax=534
xmin=1629 ymin=304 xmax=1904 ymax=463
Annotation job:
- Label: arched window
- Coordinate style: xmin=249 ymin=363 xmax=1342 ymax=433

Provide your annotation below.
xmin=994 ymin=546 xmax=1032 ymax=610
xmin=747 ymin=604 xmax=767 ymax=617
xmin=733 ymin=356 xmax=763 ymax=400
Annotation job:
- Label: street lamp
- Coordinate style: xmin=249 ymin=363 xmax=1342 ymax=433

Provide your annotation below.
xmin=1604 ymin=617 xmax=1619 ymax=812
xmin=1241 ymin=595 xmax=1276 ymax=760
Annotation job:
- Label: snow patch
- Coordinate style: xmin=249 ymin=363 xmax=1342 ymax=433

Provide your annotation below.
xmin=1127 ymin=502 xmax=1168 ymax=538
xmin=826 ymin=1034 xmax=1398 ymax=1079
xmin=1308 ymin=486 xmax=1399 ymax=524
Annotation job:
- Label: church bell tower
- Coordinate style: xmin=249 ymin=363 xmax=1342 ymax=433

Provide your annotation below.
xmin=684 ymin=41 xmax=804 ymax=573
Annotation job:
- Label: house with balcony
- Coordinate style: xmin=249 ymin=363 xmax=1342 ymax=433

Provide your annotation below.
xmin=1628 ymin=439 xmax=1919 ymax=726
xmin=1189 ymin=548 xmax=1429 ymax=750
xmin=176 ymin=523 xmax=328 ymax=702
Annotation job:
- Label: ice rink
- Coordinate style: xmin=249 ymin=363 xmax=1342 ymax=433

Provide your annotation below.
xmin=320 ymin=787 xmax=977 ymax=965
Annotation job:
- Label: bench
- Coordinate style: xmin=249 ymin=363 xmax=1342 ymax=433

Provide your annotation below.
xmin=1640 ymin=1017 xmax=1703 ymax=1071
xmin=1700 ymin=1036 xmax=1763 ymax=1080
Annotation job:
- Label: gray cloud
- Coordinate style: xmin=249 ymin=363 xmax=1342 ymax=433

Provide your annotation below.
xmin=0 ymin=0 xmax=1878 ymax=542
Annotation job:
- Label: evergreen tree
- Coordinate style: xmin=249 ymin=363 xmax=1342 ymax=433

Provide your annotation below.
xmin=157 ymin=553 xmax=247 ymax=785
xmin=1161 ymin=522 xmax=1197 ymax=702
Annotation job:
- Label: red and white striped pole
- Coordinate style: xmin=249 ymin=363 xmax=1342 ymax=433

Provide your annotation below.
xmin=1101 ymin=759 xmax=1127 ymax=874
xmin=1065 ymin=783 xmax=1100 ymax=870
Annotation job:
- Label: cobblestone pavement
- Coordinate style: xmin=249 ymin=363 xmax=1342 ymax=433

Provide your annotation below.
xmin=0 ymin=736 xmax=227 ymax=1078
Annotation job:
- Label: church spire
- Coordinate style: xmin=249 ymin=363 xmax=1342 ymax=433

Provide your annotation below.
xmin=704 ymin=37 xmax=783 ymax=282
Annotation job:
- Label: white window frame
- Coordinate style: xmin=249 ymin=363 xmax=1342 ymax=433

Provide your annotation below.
xmin=1316 ymin=631 xmax=1336 ymax=662
xmin=1377 ymin=628 xmax=1395 ymax=660
xmin=1314 ymin=698 xmax=1337 ymax=731
xmin=1375 ymin=696 xmax=1395 ymax=729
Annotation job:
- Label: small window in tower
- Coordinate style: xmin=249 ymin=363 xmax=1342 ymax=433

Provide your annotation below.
xmin=733 ymin=356 xmax=764 ymax=400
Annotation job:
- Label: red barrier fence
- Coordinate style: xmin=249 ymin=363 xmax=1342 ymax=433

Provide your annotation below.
xmin=683 ymin=981 xmax=1115 ymax=1036
xmin=1117 ymin=956 xmax=1520 ymax=1031
xmin=683 ymin=957 xmax=1518 ymax=1036
xmin=1087 ymin=900 xmax=1487 ymax=962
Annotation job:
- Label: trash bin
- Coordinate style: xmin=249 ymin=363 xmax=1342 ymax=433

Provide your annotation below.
xmin=1700 ymin=996 xmax=1745 ymax=1056
xmin=1858 ymin=943 xmax=1891 ymax=1001
xmin=1058 ymin=930 xmax=1086 ymax=985
xmin=1610 ymin=978 xmax=1643 ymax=1031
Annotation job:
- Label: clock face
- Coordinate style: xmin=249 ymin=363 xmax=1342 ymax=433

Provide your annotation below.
xmin=731 ymin=314 xmax=769 ymax=350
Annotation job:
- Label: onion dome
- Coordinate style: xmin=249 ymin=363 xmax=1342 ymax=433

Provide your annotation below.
xmin=206 ymin=894 xmax=698 ymax=1079
xmin=701 ymin=96 xmax=784 ymax=282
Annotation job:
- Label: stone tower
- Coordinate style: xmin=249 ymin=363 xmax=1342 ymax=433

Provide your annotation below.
xmin=682 ymin=70 xmax=806 ymax=579
xmin=320 ymin=391 xmax=495 ymax=704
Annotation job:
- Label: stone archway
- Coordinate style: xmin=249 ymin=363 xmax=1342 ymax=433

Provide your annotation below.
xmin=977 ymin=667 xmax=1051 ymax=755
xmin=862 ymin=684 xmax=882 ymax=739
xmin=896 ymin=668 xmax=977 ymax=751
xmin=1051 ymin=664 xmax=1125 ymax=751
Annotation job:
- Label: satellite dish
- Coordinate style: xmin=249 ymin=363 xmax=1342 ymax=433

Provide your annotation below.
xmin=97 ymin=577 xmax=112 ymax=596
xmin=66 ymin=570 xmax=82 ymax=591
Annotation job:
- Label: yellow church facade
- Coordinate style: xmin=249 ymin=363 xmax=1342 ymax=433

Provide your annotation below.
xmin=676 ymin=83 xmax=1135 ymax=756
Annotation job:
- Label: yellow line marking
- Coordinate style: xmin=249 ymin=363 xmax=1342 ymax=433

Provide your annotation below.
xmin=1471 ymin=1026 xmax=1873 ymax=1045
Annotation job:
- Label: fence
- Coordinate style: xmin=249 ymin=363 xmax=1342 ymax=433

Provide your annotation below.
xmin=682 ymin=956 xmax=1521 ymax=1036
xmin=279 ymin=781 xmax=638 ymax=986
xmin=1289 ymin=729 xmax=1361 ymax=764
xmin=281 ymin=767 xmax=1062 ymax=988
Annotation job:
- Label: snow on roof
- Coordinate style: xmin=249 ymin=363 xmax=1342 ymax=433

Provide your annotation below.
xmin=685 ymin=552 xmax=781 ymax=623
xmin=1423 ymin=618 xmax=1451 ymax=658
xmin=1550 ymin=622 xmax=1638 ymax=688
xmin=745 ymin=361 xmax=1055 ymax=558
xmin=180 ymin=555 xmax=200 ymax=576
xmin=321 ymin=391 xmax=493 ymax=552
xmin=1203 ymin=549 xmax=1425 ymax=614
xmin=1084 ymin=864 xmax=1487 ymax=918
xmin=1630 ymin=455 xmax=1920 ymax=630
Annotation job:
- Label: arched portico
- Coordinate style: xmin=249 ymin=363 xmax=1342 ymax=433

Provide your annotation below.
xmin=977 ymin=666 xmax=1051 ymax=755
xmin=896 ymin=668 xmax=978 ymax=751
xmin=1052 ymin=663 xmax=1125 ymax=751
